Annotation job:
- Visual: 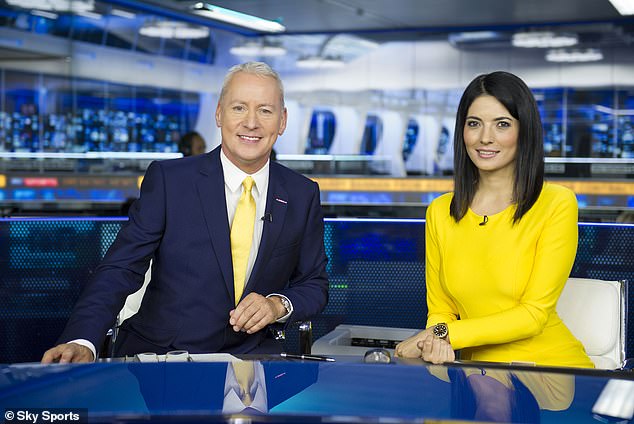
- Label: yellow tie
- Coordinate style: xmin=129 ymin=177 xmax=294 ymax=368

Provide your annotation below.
xmin=231 ymin=177 xmax=256 ymax=306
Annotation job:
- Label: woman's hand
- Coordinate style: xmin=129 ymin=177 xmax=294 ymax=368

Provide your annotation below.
xmin=395 ymin=327 xmax=456 ymax=364
xmin=417 ymin=332 xmax=455 ymax=364
xmin=395 ymin=327 xmax=434 ymax=358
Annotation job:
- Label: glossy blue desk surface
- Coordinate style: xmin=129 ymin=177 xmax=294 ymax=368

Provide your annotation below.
xmin=0 ymin=358 xmax=632 ymax=423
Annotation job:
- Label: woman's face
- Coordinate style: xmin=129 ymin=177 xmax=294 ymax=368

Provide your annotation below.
xmin=463 ymin=95 xmax=519 ymax=178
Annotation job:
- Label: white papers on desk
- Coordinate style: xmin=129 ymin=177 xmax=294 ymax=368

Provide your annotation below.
xmin=135 ymin=353 xmax=241 ymax=363
xmin=190 ymin=353 xmax=241 ymax=362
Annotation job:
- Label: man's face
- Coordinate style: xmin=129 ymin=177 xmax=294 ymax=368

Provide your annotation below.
xmin=216 ymin=72 xmax=287 ymax=174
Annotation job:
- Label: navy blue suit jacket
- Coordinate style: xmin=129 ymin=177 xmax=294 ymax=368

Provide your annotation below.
xmin=59 ymin=146 xmax=329 ymax=355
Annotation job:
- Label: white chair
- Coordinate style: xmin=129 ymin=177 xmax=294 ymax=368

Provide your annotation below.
xmin=556 ymin=277 xmax=628 ymax=370
xmin=118 ymin=263 xmax=152 ymax=323
xmin=102 ymin=263 xmax=152 ymax=357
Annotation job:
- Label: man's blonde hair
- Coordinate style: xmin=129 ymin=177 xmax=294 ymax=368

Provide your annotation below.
xmin=219 ymin=62 xmax=285 ymax=106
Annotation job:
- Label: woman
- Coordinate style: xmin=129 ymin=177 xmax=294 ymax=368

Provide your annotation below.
xmin=395 ymin=71 xmax=593 ymax=368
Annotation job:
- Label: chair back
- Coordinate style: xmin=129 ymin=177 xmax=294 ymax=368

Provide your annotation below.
xmin=102 ymin=263 xmax=151 ymax=357
xmin=556 ymin=278 xmax=627 ymax=370
xmin=119 ymin=264 xmax=152 ymax=323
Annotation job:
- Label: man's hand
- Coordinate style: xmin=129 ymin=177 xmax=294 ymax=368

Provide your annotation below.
xmin=41 ymin=343 xmax=94 ymax=364
xmin=229 ymin=293 xmax=286 ymax=334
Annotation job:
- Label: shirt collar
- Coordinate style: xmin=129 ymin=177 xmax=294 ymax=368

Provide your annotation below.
xmin=220 ymin=148 xmax=269 ymax=196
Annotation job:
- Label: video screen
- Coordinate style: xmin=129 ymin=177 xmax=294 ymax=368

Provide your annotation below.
xmin=1 ymin=71 xmax=200 ymax=153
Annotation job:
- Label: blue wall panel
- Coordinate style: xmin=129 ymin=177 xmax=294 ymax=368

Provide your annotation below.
xmin=0 ymin=218 xmax=632 ymax=363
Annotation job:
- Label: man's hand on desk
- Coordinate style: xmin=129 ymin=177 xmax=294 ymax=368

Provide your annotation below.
xmin=229 ymin=293 xmax=287 ymax=334
xmin=41 ymin=342 xmax=94 ymax=364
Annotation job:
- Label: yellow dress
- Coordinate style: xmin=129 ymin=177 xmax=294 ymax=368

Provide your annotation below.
xmin=425 ymin=183 xmax=593 ymax=368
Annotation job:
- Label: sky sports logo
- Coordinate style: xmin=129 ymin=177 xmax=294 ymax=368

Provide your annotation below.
xmin=3 ymin=409 xmax=86 ymax=424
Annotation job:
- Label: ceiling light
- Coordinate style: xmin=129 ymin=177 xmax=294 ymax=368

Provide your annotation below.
xmin=296 ymin=55 xmax=345 ymax=69
xmin=512 ymin=31 xmax=578 ymax=48
xmin=140 ymin=21 xmax=210 ymax=39
xmin=76 ymin=10 xmax=102 ymax=20
xmin=545 ymin=48 xmax=603 ymax=62
xmin=230 ymin=41 xmax=287 ymax=57
xmin=6 ymin=0 xmax=93 ymax=13
xmin=608 ymin=0 xmax=634 ymax=15
xmin=192 ymin=2 xmax=285 ymax=33
xmin=110 ymin=8 xmax=136 ymax=19
xmin=448 ymin=31 xmax=500 ymax=44
xmin=31 ymin=10 xmax=59 ymax=19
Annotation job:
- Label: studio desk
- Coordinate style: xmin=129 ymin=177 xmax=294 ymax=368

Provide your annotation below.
xmin=1 ymin=355 xmax=633 ymax=423
xmin=1 ymin=218 xmax=633 ymax=364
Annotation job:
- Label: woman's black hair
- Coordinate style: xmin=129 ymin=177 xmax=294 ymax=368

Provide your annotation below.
xmin=450 ymin=71 xmax=544 ymax=224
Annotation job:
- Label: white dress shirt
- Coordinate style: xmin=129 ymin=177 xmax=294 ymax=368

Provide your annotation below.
xmin=220 ymin=150 xmax=293 ymax=320
xmin=221 ymin=150 xmax=269 ymax=286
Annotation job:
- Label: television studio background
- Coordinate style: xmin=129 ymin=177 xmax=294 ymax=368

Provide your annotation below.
xmin=0 ymin=0 xmax=633 ymax=365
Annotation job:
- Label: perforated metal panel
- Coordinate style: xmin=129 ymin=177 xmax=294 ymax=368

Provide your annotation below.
xmin=313 ymin=220 xmax=634 ymax=357
xmin=323 ymin=219 xmax=426 ymax=329
xmin=0 ymin=218 xmax=126 ymax=363
xmin=1 ymin=218 xmax=632 ymax=362
xmin=573 ymin=223 xmax=634 ymax=283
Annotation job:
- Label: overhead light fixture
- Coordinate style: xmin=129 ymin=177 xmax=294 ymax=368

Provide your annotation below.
xmin=140 ymin=21 xmax=210 ymax=39
xmin=448 ymin=31 xmax=500 ymax=44
xmin=76 ymin=10 xmax=102 ymax=20
xmin=512 ymin=31 xmax=578 ymax=48
xmin=296 ymin=55 xmax=345 ymax=69
xmin=230 ymin=41 xmax=286 ymax=57
xmin=31 ymin=9 xmax=59 ymax=19
xmin=110 ymin=8 xmax=136 ymax=19
xmin=6 ymin=0 xmax=94 ymax=13
xmin=545 ymin=48 xmax=603 ymax=62
xmin=192 ymin=2 xmax=285 ymax=33
xmin=608 ymin=0 xmax=634 ymax=15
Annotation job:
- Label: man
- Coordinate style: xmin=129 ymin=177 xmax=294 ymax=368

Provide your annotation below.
xmin=42 ymin=62 xmax=329 ymax=363
xmin=178 ymin=131 xmax=207 ymax=157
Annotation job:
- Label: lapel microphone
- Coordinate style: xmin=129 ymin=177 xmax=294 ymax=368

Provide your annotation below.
xmin=261 ymin=213 xmax=273 ymax=222
xmin=479 ymin=215 xmax=489 ymax=226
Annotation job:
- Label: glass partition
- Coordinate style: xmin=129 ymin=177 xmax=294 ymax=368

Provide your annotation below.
xmin=0 ymin=70 xmax=199 ymax=154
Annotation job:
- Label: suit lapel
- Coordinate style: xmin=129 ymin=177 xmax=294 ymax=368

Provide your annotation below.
xmin=246 ymin=163 xmax=288 ymax=292
xmin=196 ymin=147 xmax=235 ymax=301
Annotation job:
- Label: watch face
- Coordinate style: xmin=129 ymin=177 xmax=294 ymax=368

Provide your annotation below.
xmin=281 ymin=298 xmax=291 ymax=313
xmin=433 ymin=323 xmax=448 ymax=338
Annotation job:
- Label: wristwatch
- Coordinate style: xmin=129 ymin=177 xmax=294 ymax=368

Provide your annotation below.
xmin=279 ymin=296 xmax=292 ymax=316
xmin=433 ymin=322 xmax=449 ymax=340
